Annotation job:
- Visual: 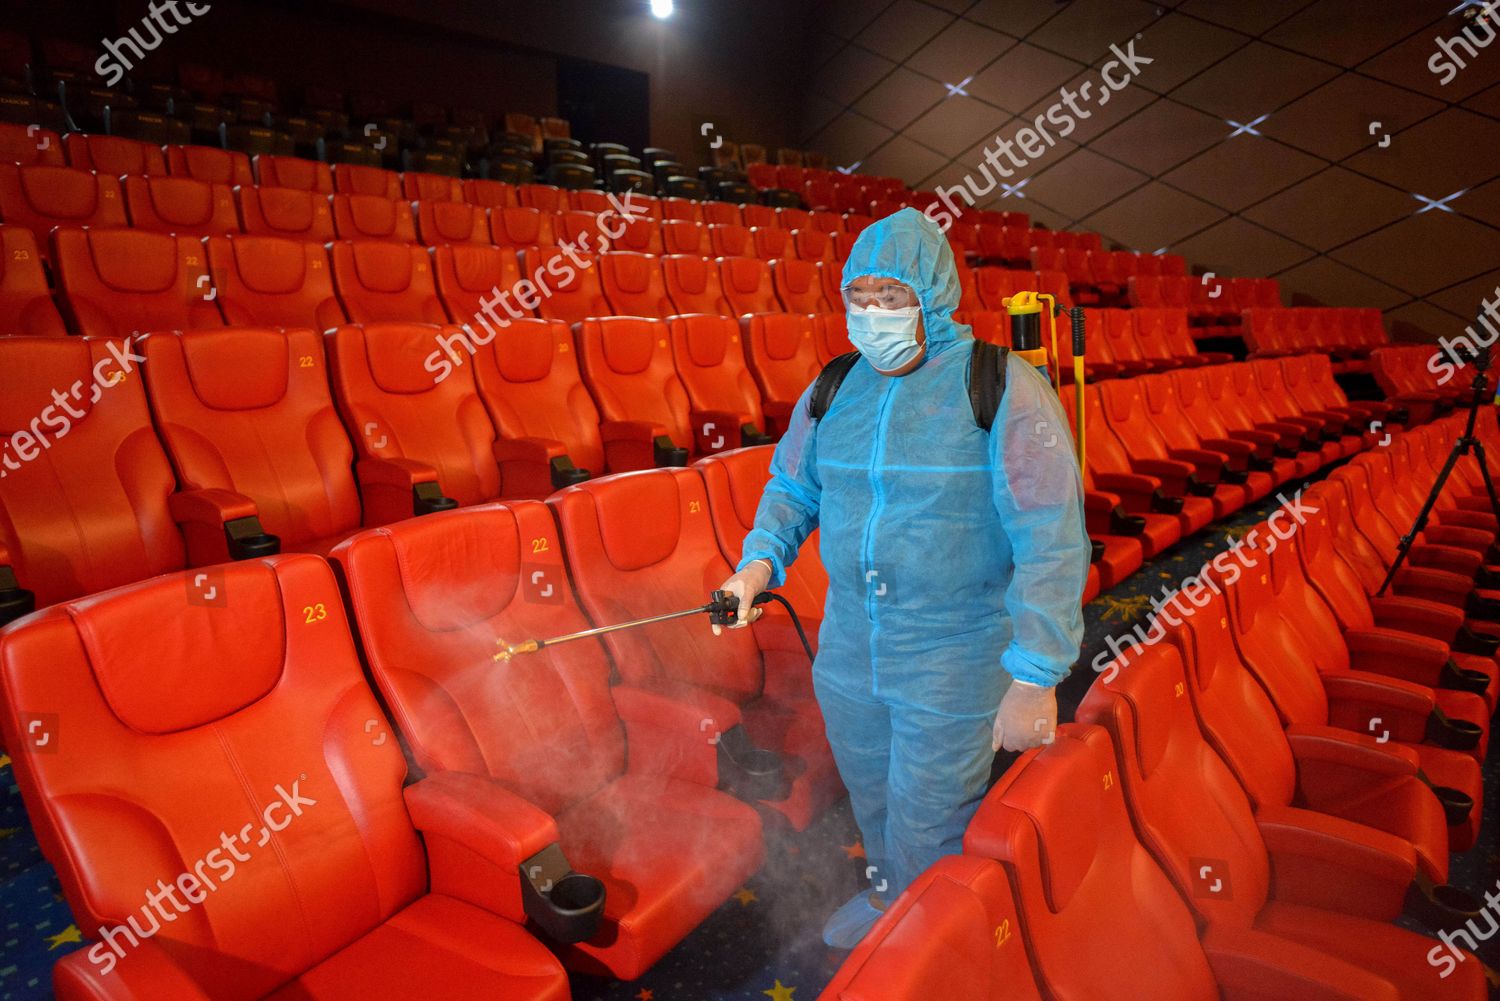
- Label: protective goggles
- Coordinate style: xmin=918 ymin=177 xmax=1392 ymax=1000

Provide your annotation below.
xmin=842 ymin=279 xmax=920 ymax=311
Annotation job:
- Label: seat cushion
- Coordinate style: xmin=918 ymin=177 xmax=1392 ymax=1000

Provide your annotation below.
xmin=554 ymin=774 xmax=764 ymax=979
xmin=1257 ymin=902 xmax=1488 ymax=1000
xmin=268 ymin=894 xmax=568 ymax=1001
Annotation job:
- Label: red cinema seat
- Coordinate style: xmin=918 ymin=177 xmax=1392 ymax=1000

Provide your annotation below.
xmin=549 ymin=468 xmax=842 ymax=830
xmin=1077 ymin=643 xmax=1487 ymax=999
xmin=0 ymin=226 xmax=66 ymax=336
xmin=750 ymin=226 xmax=791 ymax=261
xmin=575 ymin=316 xmax=704 ymax=468
xmin=468 ymin=317 xmax=604 ymax=496
xmin=719 ymin=256 xmax=777 ymax=315
xmin=740 ymin=203 xmax=777 ymax=229
xmin=1098 ymin=377 xmax=1243 ymax=520
xmin=523 ymin=246 xmax=610 ymax=325
xmin=610 ymin=216 xmax=665 ymax=255
xmin=142 ymin=327 xmax=365 ymax=560
xmin=1253 ymin=358 xmax=1363 ymax=459
xmin=1132 ymin=307 xmax=1202 ymax=368
xmin=555 ymin=210 xmax=611 ymax=252
xmin=0 ymin=122 xmax=64 ymax=167
xmin=808 ymin=210 xmax=844 ymax=235
xmin=0 ymin=165 xmax=127 ymax=261
xmin=1221 ymin=363 xmax=1327 ymax=475
xmin=492 ymin=205 xmax=557 ymax=252
xmin=329 ymin=240 xmax=446 ymax=324
xmin=165 ymin=144 xmax=254 ymax=186
xmin=62 ymin=132 xmax=166 ymax=177
xmin=0 ymin=336 xmax=183 ymax=611
xmin=122 ymin=175 xmax=240 ymax=238
xmin=661 ymin=219 xmax=709 ymax=256
xmin=1094 ymin=309 xmax=1155 ymax=376
xmin=0 ymin=556 xmax=571 ymax=1001
xmin=333 ymin=162 xmax=401 ymax=199
xmin=1202 ymin=364 xmax=1319 ymax=478
xmin=1172 ymin=366 xmax=1295 ymax=485
xmin=402 ymin=170 xmax=463 ymax=203
xmin=238 ymin=185 xmax=337 ymax=241
xmin=517 ymin=183 xmax=568 ymax=213
xmin=812 ymin=312 xmax=852 ymax=364
xmin=1140 ymin=373 xmax=1273 ymax=502
xmin=253 ymin=153 xmax=334 ymax=193
xmin=463 ymin=178 xmax=519 ymax=209
xmin=962 ymin=726 xmax=1222 ymax=1000
xmin=816 ymin=856 xmax=1042 ymax=1001
xmin=331 ymin=192 xmax=417 ymax=243
xmin=663 ymin=253 xmax=732 ymax=315
xmin=658 ymin=197 xmax=704 ymax=224
xmin=668 ymin=314 xmax=772 ymax=448
xmin=953 ymin=262 xmax=982 ymax=313
xmin=802 ymin=177 xmax=837 ymax=212
xmin=777 ymin=207 xmax=811 ymax=232
xmin=955 ymin=310 xmax=1007 ymax=348
xmin=701 ymin=201 xmax=742 ymax=226
xmin=817 ymin=262 xmax=844 ymax=319
xmin=708 ymin=223 xmax=753 ymax=259
xmin=432 ymin=243 xmax=525 ymax=326
xmin=326 ymin=321 xmax=501 ymax=515
xmin=332 ymin=503 xmax=764 ymax=979
xmin=568 ymin=190 xmax=614 ymax=215
xmin=741 ymin=312 xmax=820 ymax=436
xmin=206 ymin=235 xmax=345 ymax=329
xmin=54 ymin=228 xmax=222 ymax=338
xmin=415 ymin=200 xmax=489 ymax=246
xmin=599 ymin=251 xmax=673 ymax=317
xmin=772 ymin=258 xmax=830 ymax=313
xmin=790 ymin=228 xmax=835 ymax=263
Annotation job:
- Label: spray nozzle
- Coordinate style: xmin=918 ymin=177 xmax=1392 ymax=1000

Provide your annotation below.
xmin=707 ymin=589 xmax=774 ymax=626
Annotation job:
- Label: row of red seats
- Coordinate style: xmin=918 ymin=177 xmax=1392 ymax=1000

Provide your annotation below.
xmin=957 ymin=306 xmax=1230 ymax=378
xmin=0 ymin=223 xmax=882 ymax=335
xmin=0 ymin=447 xmax=855 ymax=992
xmin=0 ymin=313 xmax=854 ymax=611
xmin=1129 ymin=273 xmax=1293 ymax=326
xmin=1245 ymin=306 xmax=1391 ymax=369
xmin=1371 ymin=345 xmax=1475 ymax=422
xmin=825 ymin=439 xmax=1500 ymax=998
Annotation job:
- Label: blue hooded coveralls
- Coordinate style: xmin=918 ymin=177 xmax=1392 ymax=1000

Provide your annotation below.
xmin=738 ymin=208 xmax=1091 ymax=899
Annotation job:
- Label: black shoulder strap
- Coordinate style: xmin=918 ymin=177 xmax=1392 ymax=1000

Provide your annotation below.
xmin=969 ymin=340 xmax=1010 ymax=432
xmin=809 ymin=351 xmax=861 ymax=421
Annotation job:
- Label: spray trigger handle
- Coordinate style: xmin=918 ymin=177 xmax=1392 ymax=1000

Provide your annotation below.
xmin=708 ymin=589 xmax=773 ymax=626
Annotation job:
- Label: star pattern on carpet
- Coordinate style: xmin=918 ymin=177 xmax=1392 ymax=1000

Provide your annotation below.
xmin=762 ymin=979 xmax=796 ymax=1001
xmin=734 ymin=888 xmax=758 ymax=906
xmin=839 ymin=840 xmax=864 ymax=860
xmin=45 ymin=925 xmax=81 ymax=950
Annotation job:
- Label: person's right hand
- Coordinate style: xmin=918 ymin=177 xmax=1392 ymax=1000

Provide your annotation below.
xmin=712 ymin=560 xmax=771 ymax=635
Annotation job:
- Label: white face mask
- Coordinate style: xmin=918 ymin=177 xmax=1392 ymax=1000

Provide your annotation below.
xmin=847 ymin=305 xmax=923 ymax=374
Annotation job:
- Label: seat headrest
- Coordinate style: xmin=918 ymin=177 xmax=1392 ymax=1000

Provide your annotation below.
xmin=386 ymin=506 xmax=521 ymax=631
xmin=86 ymin=230 xmax=179 ymax=294
xmin=491 ymin=319 xmax=556 ymax=383
xmin=228 ymin=236 xmax=310 ymax=295
xmin=449 ymin=245 xmax=507 ymax=293
xmin=361 ymin=323 xmax=450 ymax=394
xmin=598 ymin=319 xmax=660 ymax=375
xmin=999 ymin=726 xmax=1108 ymax=913
xmin=679 ymin=315 xmax=730 ymax=368
xmin=179 ymin=328 xmax=291 ymax=410
xmin=759 ymin=314 xmax=808 ymax=361
xmin=21 ymin=166 xmax=98 ymax=219
xmin=0 ymin=337 xmax=98 ymax=431
xmin=588 ymin=470 xmax=682 ymax=571
xmin=350 ymin=242 xmax=414 ymax=294
xmin=607 ymin=253 xmax=650 ymax=293
xmin=72 ymin=560 xmax=287 ymax=734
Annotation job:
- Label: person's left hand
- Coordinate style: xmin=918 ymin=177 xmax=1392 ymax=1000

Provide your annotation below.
xmin=993 ymin=680 xmax=1057 ymax=752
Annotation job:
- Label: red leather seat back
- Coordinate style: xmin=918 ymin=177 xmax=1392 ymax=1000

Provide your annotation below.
xmin=1098 ymin=309 xmax=1146 ymax=365
xmin=329 ymin=241 xmax=446 ymax=324
xmin=253 ymin=154 xmax=334 ymax=193
xmin=709 ymin=224 xmax=752 ymax=259
xmin=819 ymin=856 xmax=1041 ymax=1001
xmin=667 ymin=314 xmax=765 ymax=431
xmin=0 ymin=226 xmax=66 ymax=336
xmin=206 ymin=235 xmax=345 ymax=329
xmin=1201 ymin=363 xmax=1258 ymax=433
xmin=771 ymin=258 xmax=830 ymax=313
xmin=238 ymin=185 xmax=336 ymax=241
xmin=333 ymin=163 xmax=401 ymax=199
xmin=123 ymin=176 xmax=240 ymax=238
xmin=790 ymin=228 xmax=834 ymax=263
xmin=0 ymin=337 xmax=184 ymax=606
xmin=462 ymin=178 xmax=519 ymax=209
xmin=1171 ymin=367 xmax=1234 ymax=440
xmin=663 ymin=254 xmax=732 ymax=314
xmin=522 ymin=247 xmax=610 ymax=324
xmin=1061 ymin=384 xmax=1133 ymax=477
xmin=432 ymin=244 xmax=526 ymax=325
xmin=401 ymin=171 xmax=463 ymax=203
xmin=471 ymin=317 xmax=604 ymax=476
xmin=813 ymin=312 xmax=852 ymax=364
xmin=414 ymin=201 xmax=488 ymax=246
xmin=1317 ymin=473 xmax=1391 ymax=595
xmin=599 ymin=251 xmax=672 ymax=317
xmin=1139 ymin=373 xmax=1200 ymax=452
xmin=1033 ymin=268 xmax=1071 ymax=309
xmin=0 ymin=555 xmax=426 ymax=999
xmin=661 ymin=220 xmax=709 ymax=256
xmin=576 ymin=317 xmax=693 ymax=449
xmin=331 ymin=193 xmax=417 ymax=243
xmin=332 ymin=503 xmax=625 ymax=815
xmin=491 ymin=205 xmax=557 ymax=251
xmin=556 ymin=210 xmax=609 ymax=251
xmin=1251 ymin=358 xmax=1301 ymax=418
xmin=0 ymin=165 xmax=127 ymax=259
xmin=1131 ymin=308 xmax=1177 ymax=361
xmin=548 ymin=468 xmax=765 ymax=700
xmin=54 ymin=228 xmax=224 ymax=338
xmin=166 ymin=145 xmax=254 ymax=186
xmin=63 ymin=133 xmax=166 ymax=176
xmin=326 ymin=322 xmax=500 ymax=505
xmin=741 ymin=312 xmax=820 ymax=417
xmin=143 ymin=327 xmax=362 ymax=550
xmin=611 ymin=217 xmax=664 ymax=255
xmin=963 ymin=724 xmax=1218 ymax=1000
xmin=1293 ymin=482 xmax=1375 ymax=631
xmin=751 ymin=226 xmax=791 ymax=261
xmin=701 ymin=201 xmax=742 ymax=226
xmin=718 ymin=256 xmax=777 ymax=315
xmin=1098 ymin=378 xmax=1174 ymax=462
xmin=0 ymin=122 xmax=64 ymax=168
xmin=516 ymin=183 xmax=566 ymax=213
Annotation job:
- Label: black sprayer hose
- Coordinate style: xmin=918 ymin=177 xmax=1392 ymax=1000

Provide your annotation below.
xmin=760 ymin=592 xmax=816 ymax=664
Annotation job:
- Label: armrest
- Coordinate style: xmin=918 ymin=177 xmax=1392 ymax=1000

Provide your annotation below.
xmin=1322 ymin=671 xmax=1435 ymax=746
xmin=356 ymin=456 xmax=444 ymax=526
xmin=600 ymin=419 xmax=674 ymax=472
xmin=1168 ymin=446 xmax=1230 ymax=474
xmin=1435 ymin=509 xmax=1497 ymax=533
xmin=168 ymin=489 xmax=279 ymax=565
xmin=691 ymin=409 xmax=748 ymax=453
xmin=1393 ymin=566 xmax=1473 ymax=608
xmin=492 ymin=436 xmax=586 ymax=493
xmin=1409 ymin=543 xmax=1482 ymax=577
xmin=168 ymin=487 xmax=259 ymax=525
xmin=492 ymin=436 xmax=566 ymax=465
xmin=1092 ymin=471 xmax=1162 ymax=511
xmin=1130 ymin=457 xmax=1195 ymax=481
xmin=1257 ymin=804 xmax=1415 ymax=920
xmin=1369 ymin=596 xmax=1463 ymax=644
xmin=1285 ymin=723 xmax=1420 ymax=811
xmin=1344 ymin=627 xmax=1450 ymax=687
xmin=405 ymin=771 xmax=559 ymax=923
xmin=1227 ymin=428 xmax=1279 ymax=448
xmin=54 ymin=937 xmax=217 ymax=998
xmin=1199 ymin=436 xmax=1255 ymax=458
xmin=1423 ymin=524 xmax=1493 ymax=552
xmin=613 ymin=680 xmax=743 ymax=788
xmin=1201 ymin=925 xmax=1400 ymax=1001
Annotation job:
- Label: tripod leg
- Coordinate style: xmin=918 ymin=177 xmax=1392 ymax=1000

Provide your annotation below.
xmin=1376 ymin=444 xmax=1465 ymax=596
xmin=1471 ymin=439 xmax=1500 ymax=524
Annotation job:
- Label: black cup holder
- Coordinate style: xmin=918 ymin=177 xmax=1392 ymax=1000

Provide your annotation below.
xmin=1248 ymin=455 xmax=1275 ymax=473
xmin=225 ymin=517 xmax=281 ymax=561
xmin=1473 ymin=567 xmax=1500 ymax=590
xmin=717 ymin=724 xmax=790 ymax=803
xmin=1425 ymin=710 xmax=1482 ymax=752
xmin=1464 ymin=591 xmax=1500 ymax=620
xmin=1439 ymin=658 xmax=1491 ymax=696
xmin=1089 ymin=540 xmax=1105 ymax=564
xmin=1431 ymin=784 xmax=1474 ymax=827
xmin=741 ymin=424 xmax=774 ymax=447
xmin=412 ymin=483 xmax=459 ymax=516
xmin=1185 ymin=475 xmax=1216 ymax=498
xmin=653 ymin=436 xmax=689 ymax=467
xmin=520 ymin=843 xmax=605 ymax=944
xmin=1405 ymin=878 xmax=1484 ymax=929
xmin=1220 ymin=468 xmax=1249 ymax=485
xmin=1453 ymin=625 xmax=1499 ymax=657
xmin=0 ymin=581 xmax=35 ymax=627
xmin=1109 ymin=506 xmax=1146 ymax=537
xmin=549 ymin=456 xmax=591 ymax=490
xmin=1150 ymin=490 xmax=1184 ymax=515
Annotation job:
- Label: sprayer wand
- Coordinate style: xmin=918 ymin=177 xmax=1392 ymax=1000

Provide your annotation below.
xmin=495 ymin=590 xmax=815 ymax=663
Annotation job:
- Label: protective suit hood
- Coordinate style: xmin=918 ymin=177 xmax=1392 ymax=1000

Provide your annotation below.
xmin=842 ymin=207 xmax=968 ymax=347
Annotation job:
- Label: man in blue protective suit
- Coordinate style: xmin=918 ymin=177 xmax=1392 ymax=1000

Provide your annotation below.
xmin=713 ymin=208 xmax=1090 ymax=948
